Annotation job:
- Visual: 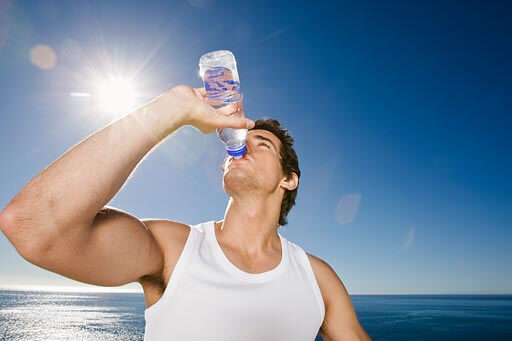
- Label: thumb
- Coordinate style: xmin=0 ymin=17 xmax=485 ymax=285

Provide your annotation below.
xmin=215 ymin=113 xmax=255 ymax=129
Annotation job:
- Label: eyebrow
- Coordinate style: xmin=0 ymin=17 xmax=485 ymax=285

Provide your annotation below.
xmin=251 ymin=134 xmax=278 ymax=152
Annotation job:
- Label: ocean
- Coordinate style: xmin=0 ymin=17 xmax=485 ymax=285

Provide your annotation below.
xmin=0 ymin=290 xmax=511 ymax=340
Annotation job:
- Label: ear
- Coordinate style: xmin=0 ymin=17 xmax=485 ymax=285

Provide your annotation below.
xmin=280 ymin=172 xmax=298 ymax=191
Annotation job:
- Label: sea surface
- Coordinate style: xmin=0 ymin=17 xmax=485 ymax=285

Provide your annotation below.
xmin=0 ymin=290 xmax=511 ymax=340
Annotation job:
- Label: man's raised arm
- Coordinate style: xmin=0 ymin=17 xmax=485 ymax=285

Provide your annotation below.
xmin=0 ymin=85 xmax=253 ymax=287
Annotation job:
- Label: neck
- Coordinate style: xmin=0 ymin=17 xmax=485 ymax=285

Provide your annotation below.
xmin=215 ymin=193 xmax=282 ymax=257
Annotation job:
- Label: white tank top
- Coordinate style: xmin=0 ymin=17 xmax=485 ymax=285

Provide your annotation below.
xmin=144 ymin=220 xmax=325 ymax=340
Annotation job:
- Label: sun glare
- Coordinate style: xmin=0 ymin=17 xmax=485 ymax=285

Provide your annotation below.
xmin=95 ymin=78 xmax=137 ymax=115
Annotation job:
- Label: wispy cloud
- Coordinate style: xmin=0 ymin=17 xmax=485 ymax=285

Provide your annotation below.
xmin=259 ymin=23 xmax=294 ymax=42
xmin=402 ymin=225 xmax=415 ymax=249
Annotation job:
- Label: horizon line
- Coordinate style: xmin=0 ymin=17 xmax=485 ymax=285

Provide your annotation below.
xmin=0 ymin=284 xmax=510 ymax=295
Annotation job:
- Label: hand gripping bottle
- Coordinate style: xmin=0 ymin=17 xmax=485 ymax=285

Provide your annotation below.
xmin=199 ymin=50 xmax=247 ymax=159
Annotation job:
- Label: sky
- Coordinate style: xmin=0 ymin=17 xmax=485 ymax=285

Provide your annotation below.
xmin=0 ymin=0 xmax=511 ymax=294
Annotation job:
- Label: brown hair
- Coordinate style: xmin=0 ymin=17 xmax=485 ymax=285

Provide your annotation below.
xmin=221 ymin=117 xmax=301 ymax=227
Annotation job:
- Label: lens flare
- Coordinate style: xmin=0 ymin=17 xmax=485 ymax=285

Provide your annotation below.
xmin=335 ymin=193 xmax=361 ymax=225
xmin=30 ymin=44 xmax=57 ymax=70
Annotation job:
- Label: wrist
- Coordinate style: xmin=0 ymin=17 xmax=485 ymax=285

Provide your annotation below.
xmin=129 ymin=93 xmax=189 ymax=142
xmin=151 ymin=90 xmax=191 ymax=128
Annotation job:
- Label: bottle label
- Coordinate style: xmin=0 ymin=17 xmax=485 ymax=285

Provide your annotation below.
xmin=203 ymin=66 xmax=241 ymax=108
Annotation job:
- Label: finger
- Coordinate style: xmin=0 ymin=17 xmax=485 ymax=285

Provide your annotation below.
xmin=194 ymin=87 xmax=207 ymax=96
xmin=215 ymin=114 xmax=255 ymax=129
xmin=192 ymin=88 xmax=210 ymax=104
xmin=216 ymin=102 xmax=243 ymax=116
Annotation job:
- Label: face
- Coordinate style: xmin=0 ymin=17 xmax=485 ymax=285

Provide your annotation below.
xmin=222 ymin=129 xmax=285 ymax=195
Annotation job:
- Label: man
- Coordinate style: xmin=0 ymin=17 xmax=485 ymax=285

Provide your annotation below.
xmin=0 ymin=85 xmax=371 ymax=340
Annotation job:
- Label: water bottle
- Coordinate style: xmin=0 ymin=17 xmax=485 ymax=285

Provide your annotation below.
xmin=199 ymin=50 xmax=247 ymax=159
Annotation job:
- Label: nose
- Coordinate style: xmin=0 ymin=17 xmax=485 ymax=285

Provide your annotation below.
xmin=246 ymin=135 xmax=257 ymax=151
xmin=245 ymin=138 xmax=259 ymax=157
xmin=245 ymin=141 xmax=253 ymax=154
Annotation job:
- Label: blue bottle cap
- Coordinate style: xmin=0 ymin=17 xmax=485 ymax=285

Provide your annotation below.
xmin=227 ymin=144 xmax=247 ymax=159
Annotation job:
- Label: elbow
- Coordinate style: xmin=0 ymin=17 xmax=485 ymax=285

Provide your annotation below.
xmin=0 ymin=206 xmax=55 ymax=265
xmin=0 ymin=205 xmax=18 ymax=238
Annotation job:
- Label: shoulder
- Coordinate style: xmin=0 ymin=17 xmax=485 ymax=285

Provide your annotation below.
xmin=140 ymin=219 xmax=191 ymax=266
xmin=305 ymin=252 xmax=341 ymax=310
xmin=140 ymin=219 xmax=191 ymax=243
xmin=305 ymin=253 xmax=352 ymax=323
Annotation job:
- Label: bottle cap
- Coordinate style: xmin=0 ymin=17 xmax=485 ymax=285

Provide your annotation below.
xmin=228 ymin=144 xmax=247 ymax=159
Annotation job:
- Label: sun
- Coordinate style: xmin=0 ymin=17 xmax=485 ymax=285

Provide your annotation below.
xmin=95 ymin=77 xmax=137 ymax=115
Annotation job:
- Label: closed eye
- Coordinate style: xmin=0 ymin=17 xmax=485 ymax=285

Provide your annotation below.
xmin=258 ymin=142 xmax=270 ymax=148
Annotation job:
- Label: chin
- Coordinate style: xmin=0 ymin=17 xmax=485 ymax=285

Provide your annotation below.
xmin=223 ymin=168 xmax=258 ymax=194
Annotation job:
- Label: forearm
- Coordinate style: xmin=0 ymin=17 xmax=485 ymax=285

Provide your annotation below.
xmin=1 ymin=93 xmax=188 ymax=239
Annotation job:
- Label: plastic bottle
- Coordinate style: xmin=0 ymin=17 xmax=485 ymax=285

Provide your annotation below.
xmin=199 ymin=50 xmax=247 ymax=159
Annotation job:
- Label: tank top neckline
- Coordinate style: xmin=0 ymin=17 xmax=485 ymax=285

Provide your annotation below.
xmin=204 ymin=220 xmax=288 ymax=282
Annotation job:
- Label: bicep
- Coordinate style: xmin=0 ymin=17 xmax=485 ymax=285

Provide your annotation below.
xmin=29 ymin=206 xmax=164 ymax=287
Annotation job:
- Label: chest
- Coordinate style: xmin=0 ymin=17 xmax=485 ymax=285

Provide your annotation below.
xmin=141 ymin=246 xmax=281 ymax=303
xmin=220 ymin=244 xmax=283 ymax=274
xmin=145 ymin=266 xmax=323 ymax=341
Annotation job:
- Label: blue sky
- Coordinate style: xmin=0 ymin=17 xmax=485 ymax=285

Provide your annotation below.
xmin=0 ymin=0 xmax=511 ymax=294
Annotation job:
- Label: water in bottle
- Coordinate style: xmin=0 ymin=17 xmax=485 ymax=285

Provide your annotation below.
xmin=199 ymin=50 xmax=247 ymax=159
